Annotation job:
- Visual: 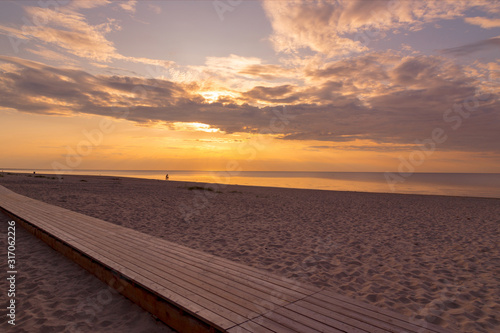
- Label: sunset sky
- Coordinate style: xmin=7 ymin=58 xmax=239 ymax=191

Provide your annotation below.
xmin=0 ymin=0 xmax=499 ymax=172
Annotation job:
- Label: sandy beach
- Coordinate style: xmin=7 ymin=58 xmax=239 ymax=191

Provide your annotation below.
xmin=1 ymin=172 xmax=499 ymax=332
xmin=0 ymin=209 xmax=174 ymax=333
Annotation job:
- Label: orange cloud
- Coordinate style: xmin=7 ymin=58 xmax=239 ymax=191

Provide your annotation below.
xmin=119 ymin=0 xmax=138 ymax=13
xmin=1 ymin=54 xmax=499 ymax=154
xmin=262 ymin=0 xmax=500 ymax=57
xmin=26 ymin=45 xmax=77 ymax=64
xmin=238 ymin=64 xmax=297 ymax=80
xmin=465 ymin=17 xmax=500 ymax=29
xmin=0 ymin=2 xmax=172 ymax=68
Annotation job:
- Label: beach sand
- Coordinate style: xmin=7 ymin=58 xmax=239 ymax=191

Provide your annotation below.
xmin=0 ymin=172 xmax=499 ymax=332
xmin=0 ymin=208 xmax=174 ymax=332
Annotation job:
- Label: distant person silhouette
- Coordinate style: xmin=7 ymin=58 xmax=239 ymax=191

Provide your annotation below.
xmin=165 ymin=174 xmax=169 ymax=180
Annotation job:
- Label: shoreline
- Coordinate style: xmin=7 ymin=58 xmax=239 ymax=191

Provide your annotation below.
xmin=3 ymin=171 xmax=500 ymax=201
xmin=1 ymin=173 xmax=499 ymax=332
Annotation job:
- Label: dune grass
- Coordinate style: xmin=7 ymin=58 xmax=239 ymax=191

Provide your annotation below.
xmin=185 ymin=186 xmax=223 ymax=193
xmin=188 ymin=186 xmax=213 ymax=191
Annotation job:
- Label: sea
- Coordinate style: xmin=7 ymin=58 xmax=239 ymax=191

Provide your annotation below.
xmin=3 ymin=169 xmax=500 ymax=199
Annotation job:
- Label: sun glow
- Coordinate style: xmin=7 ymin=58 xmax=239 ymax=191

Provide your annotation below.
xmin=200 ymin=90 xmax=235 ymax=104
xmin=172 ymin=122 xmax=220 ymax=133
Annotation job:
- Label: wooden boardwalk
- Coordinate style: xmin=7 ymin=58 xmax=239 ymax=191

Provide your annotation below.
xmin=0 ymin=185 xmax=452 ymax=333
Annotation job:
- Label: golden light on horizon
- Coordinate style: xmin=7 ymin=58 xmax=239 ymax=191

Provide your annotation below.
xmin=0 ymin=0 xmax=498 ymax=175
xmin=200 ymin=90 xmax=236 ymax=104
xmin=171 ymin=122 xmax=220 ymax=133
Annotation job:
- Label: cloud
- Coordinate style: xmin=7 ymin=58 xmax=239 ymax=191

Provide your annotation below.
xmin=0 ymin=2 xmax=172 ymax=68
xmin=261 ymin=0 xmax=500 ymax=57
xmin=306 ymin=53 xmax=393 ymax=82
xmin=26 ymin=45 xmax=77 ymax=64
xmin=119 ymin=0 xmax=138 ymax=13
xmin=262 ymin=0 xmax=368 ymax=57
xmin=186 ymin=54 xmax=295 ymax=93
xmin=238 ymin=64 xmax=295 ymax=80
xmin=148 ymin=4 xmax=162 ymax=14
xmin=441 ymin=37 xmax=500 ymax=57
xmin=390 ymin=56 xmax=464 ymax=88
xmin=204 ymin=54 xmax=262 ymax=72
xmin=20 ymin=4 xmax=118 ymax=62
xmin=465 ymin=16 xmax=500 ymax=28
xmin=68 ymin=0 xmax=111 ymax=10
xmin=0 ymin=55 xmax=499 ymax=153
xmin=309 ymin=144 xmax=419 ymax=152
xmin=242 ymin=85 xmax=299 ymax=104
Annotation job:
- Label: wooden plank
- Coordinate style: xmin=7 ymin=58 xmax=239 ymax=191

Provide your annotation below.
xmin=9 ymin=201 xmax=306 ymax=315
xmin=318 ymin=289 xmax=419 ymax=323
xmin=9 ymin=214 xmax=228 ymax=333
xmin=125 ymin=229 xmax=318 ymax=293
xmin=3 ymin=206 xmax=243 ymax=329
xmin=79 ymin=236 xmax=287 ymax=314
xmin=9 ymin=200 xmax=332 ymax=332
xmin=8 ymin=207 xmax=255 ymax=326
xmin=272 ymin=306 xmax=346 ymax=333
xmin=1 ymin=193 xmax=308 ymax=330
xmin=107 ymin=233 xmax=308 ymax=301
xmin=44 ymin=220 xmax=268 ymax=320
xmin=7 ymin=210 xmax=227 ymax=324
xmin=30 ymin=196 xmax=319 ymax=295
xmin=263 ymin=311 xmax=320 ymax=333
xmin=304 ymin=292 xmax=449 ymax=333
xmin=11 ymin=197 xmax=313 ymax=304
xmin=317 ymin=290 xmax=451 ymax=333
xmin=37 ymin=206 xmax=300 ymax=302
xmin=228 ymin=320 xmax=276 ymax=333
xmin=30 ymin=224 xmax=239 ymax=330
xmin=0 ymin=186 xmax=455 ymax=333
xmin=286 ymin=300 xmax=380 ymax=333
xmin=99 ymin=229 xmax=314 ymax=297
xmin=2 ymin=195 xmax=296 ymax=330
xmin=226 ymin=325 xmax=254 ymax=333
xmin=283 ymin=302 xmax=370 ymax=333
xmin=247 ymin=315 xmax=301 ymax=333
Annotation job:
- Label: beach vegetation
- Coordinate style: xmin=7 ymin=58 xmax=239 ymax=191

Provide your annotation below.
xmin=188 ymin=186 xmax=214 ymax=192
xmin=32 ymin=175 xmax=56 ymax=179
